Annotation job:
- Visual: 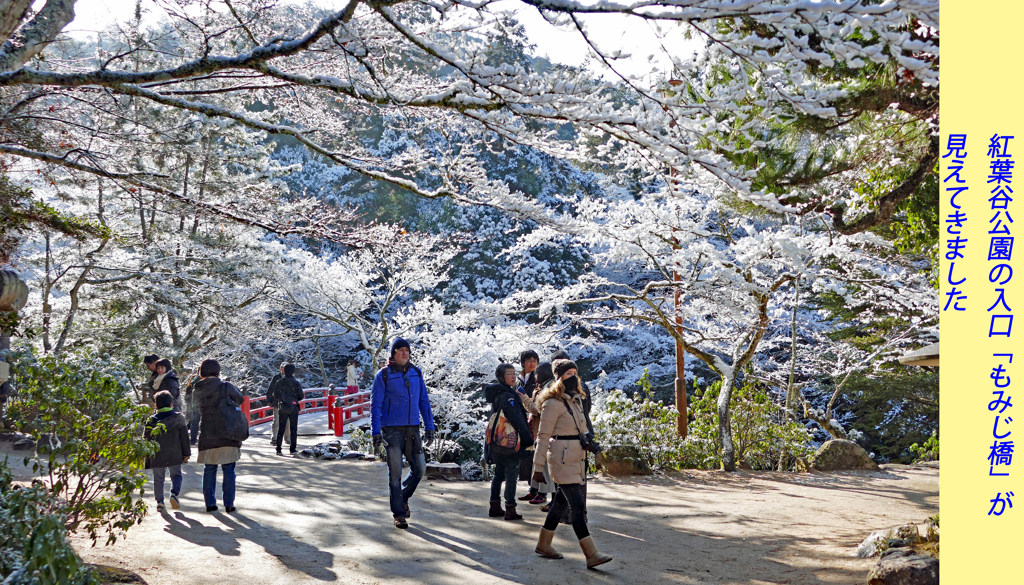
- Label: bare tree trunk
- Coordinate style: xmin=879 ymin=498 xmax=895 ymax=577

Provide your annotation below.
xmin=785 ymin=276 xmax=800 ymax=415
xmin=53 ymin=267 xmax=89 ymax=355
xmin=96 ymin=178 xmax=105 ymax=225
xmin=313 ymin=328 xmax=329 ymax=386
xmin=41 ymin=232 xmax=52 ymax=353
xmin=191 ymin=152 xmax=209 ymax=237
xmin=138 ymin=190 xmax=148 ymax=241
xmin=179 ymin=153 xmax=191 ymax=233
xmin=717 ymin=375 xmax=736 ymax=471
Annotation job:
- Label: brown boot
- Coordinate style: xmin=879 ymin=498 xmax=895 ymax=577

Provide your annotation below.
xmin=579 ymin=536 xmax=612 ymax=569
xmin=535 ymin=528 xmax=563 ymax=559
xmin=488 ymin=500 xmax=504 ymax=517
xmin=504 ymin=502 xmax=523 ymax=521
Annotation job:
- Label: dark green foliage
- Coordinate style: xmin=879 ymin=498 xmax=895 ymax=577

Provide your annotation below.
xmin=0 ymin=169 xmax=110 ymax=265
xmin=840 ymin=369 xmax=938 ymax=463
xmin=0 ymin=461 xmax=98 ymax=585
xmin=4 ymin=348 xmax=155 ymax=545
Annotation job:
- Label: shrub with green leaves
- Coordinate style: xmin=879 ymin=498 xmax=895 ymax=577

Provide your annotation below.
xmin=909 ymin=432 xmax=939 ymax=463
xmin=4 ymin=348 xmax=155 ymax=545
xmin=594 ymin=371 xmax=812 ymax=471
xmin=593 ymin=369 xmax=687 ymax=471
xmin=0 ymin=461 xmax=98 ymax=585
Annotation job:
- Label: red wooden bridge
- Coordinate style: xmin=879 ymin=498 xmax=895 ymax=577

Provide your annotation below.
xmin=241 ymin=387 xmax=370 ymax=437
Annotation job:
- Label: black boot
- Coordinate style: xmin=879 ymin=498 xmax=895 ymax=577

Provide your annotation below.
xmin=488 ymin=500 xmax=504 ymax=517
xmin=504 ymin=503 xmax=523 ymax=521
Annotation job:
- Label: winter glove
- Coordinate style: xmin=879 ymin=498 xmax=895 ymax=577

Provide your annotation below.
xmin=372 ymin=435 xmax=383 ymax=452
xmin=423 ymin=430 xmax=435 ymax=447
xmin=532 ymin=471 xmax=547 ymax=485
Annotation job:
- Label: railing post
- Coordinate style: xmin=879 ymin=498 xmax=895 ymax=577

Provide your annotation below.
xmin=242 ymin=395 xmax=251 ymax=422
xmin=334 ymin=397 xmax=344 ymax=437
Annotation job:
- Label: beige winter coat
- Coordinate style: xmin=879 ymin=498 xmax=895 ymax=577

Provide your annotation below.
xmin=532 ymin=391 xmax=588 ymax=485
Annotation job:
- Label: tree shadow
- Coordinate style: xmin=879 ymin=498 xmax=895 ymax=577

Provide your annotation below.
xmin=161 ymin=508 xmax=337 ymax=581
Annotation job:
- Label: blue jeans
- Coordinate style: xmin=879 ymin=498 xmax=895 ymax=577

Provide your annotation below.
xmin=203 ymin=463 xmax=236 ymax=508
xmin=384 ymin=426 xmax=426 ymax=518
xmin=153 ymin=465 xmax=182 ymax=503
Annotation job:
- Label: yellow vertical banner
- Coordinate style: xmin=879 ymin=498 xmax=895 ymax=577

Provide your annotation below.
xmin=942 ymin=0 xmax=1023 ymax=578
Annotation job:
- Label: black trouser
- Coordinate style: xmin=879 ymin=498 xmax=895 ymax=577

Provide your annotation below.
xmin=543 ymin=483 xmax=589 ymax=539
xmin=276 ymin=408 xmax=298 ymax=451
xmin=489 ymin=453 xmax=520 ymax=506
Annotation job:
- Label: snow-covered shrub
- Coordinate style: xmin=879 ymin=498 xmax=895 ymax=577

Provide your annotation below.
xmin=595 ymin=371 xmax=813 ymax=471
xmin=592 ymin=370 xmax=687 ymax=472
xmin=685 ymin=381 xmax=813 ymax=470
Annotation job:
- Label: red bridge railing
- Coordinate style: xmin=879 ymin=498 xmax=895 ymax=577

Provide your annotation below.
xmin=241 ymin=387 xmax=370 ymax=437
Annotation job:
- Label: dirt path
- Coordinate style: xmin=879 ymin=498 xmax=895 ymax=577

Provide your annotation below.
xmin=67 ymin=432 xmax=938 ymax=585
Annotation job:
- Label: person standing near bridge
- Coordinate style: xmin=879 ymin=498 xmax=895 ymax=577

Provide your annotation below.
xmin=274 ymin=364 xmax=303 ymax=456
xmin=267 ymin=362 xmax=291 ymax=448
xmin=346 ymin=359 xmax=359 ymax=395
xmin=371 ymin=337 xmax=436 ymax=529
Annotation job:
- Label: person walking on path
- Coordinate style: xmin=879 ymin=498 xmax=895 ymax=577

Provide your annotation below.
xmin=142 ymin=354 xmax=160 ymax=411
xmin=485 ymin=364 xmax=534 ymax=520
xmin=274 ymin=364 xmax=303 ymax=455
xmin=370 ymin=337 xmax=436 ymax=529
xmin=531 ymin=359 xmax=613 ymax=569
xmin=267 ymin=363 xmax=291 ymax=448
xmin=144 ymin=390 xmax=190 ymax=511
xmin=182 ymin=368 xmax=201 ymax=445
xmin=153 ymin=359 xmax=182 ymax=413
xmin=194 ymin=359 xmax=244 ymax=513
xmin=522 ymin=361 xmax=556 ymax=507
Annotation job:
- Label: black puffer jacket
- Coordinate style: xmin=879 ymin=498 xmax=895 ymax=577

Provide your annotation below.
xmin=484 ymin=382 xmax=534 ymax=456
xmin=275 ymin=376 xmax=304 ymax=410
xmin=194 ymin=377 xmax=245 ymax=451
xmin=157 ymin=370 xmax=181 ymax=411
xmin=145 ymin=410 xmax=191 ymax=468
xmin=157 ymin=370 xmax=180 ymax=399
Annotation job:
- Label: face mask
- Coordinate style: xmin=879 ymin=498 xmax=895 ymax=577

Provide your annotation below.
xmin=562 ymin=376 xmax=578 ymax=393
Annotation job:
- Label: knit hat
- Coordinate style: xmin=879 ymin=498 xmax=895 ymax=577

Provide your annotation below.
xmin=550 ymin=349 xmax=570 ymax=362
xmin=535 ymin=362 xmax=554 ymax=387
xmin=552 ymin=359 xmax=578 ymax=380
xmin=389 ymin=337 xmax=411 ymax=357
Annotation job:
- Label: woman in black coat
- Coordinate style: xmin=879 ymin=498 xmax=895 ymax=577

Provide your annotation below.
xmin=193 ymin=359 xmax=244 ymax=513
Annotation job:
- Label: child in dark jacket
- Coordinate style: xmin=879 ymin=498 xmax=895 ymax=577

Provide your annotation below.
xmin=145 ymin=390 xmax=191 ymax=511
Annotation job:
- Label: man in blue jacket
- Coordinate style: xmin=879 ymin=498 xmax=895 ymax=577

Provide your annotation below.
xmin=371 ymin=337 xmax=436 ymax=529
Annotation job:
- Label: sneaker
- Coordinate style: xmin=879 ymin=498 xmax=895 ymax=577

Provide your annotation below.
xmin=156 ymin=502 xmax=166 ymax=512
xmin=518 ymin=492 xmax=535 ymax=501
xmin=276 ymin=448 xmax=283 ymax=455
xmin=169 ymin=494 xmax=180 ymax=510
xmin=206 ymin=505 xmax=218 ymax=513
xmin=225 ymin=506 xmax=236 ymax=513
xmin=529 ymin=494 xmax=547 ymax=505
xmin=540 ymin=504 xmax=550 ymax=513
xmin=394 ymin=516 xmax=408 ymax=529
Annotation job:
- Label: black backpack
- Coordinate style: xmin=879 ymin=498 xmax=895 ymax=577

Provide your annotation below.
xmin=220 ymin=382 xmax=249 ymax=442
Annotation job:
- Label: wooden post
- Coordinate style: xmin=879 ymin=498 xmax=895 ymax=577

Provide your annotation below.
xmin=674 ymin=269 xmax=687 ymax=439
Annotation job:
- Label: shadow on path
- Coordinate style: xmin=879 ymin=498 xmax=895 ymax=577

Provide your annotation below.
xmin=162 ymin=508 xmax=337 ymax=581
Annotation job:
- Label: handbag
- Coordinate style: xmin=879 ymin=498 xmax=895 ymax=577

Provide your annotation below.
xmin=220 ymin=382 xmax=250 ymax=442
xmin=485 ymin=393 xmax=521 ymax=456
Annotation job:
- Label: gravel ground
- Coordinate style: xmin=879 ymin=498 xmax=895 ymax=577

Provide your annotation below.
xmin=65 ymin=429 xmax=938 ymax=585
